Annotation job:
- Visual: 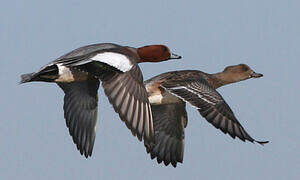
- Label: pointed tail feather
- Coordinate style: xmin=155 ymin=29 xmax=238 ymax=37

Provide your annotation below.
xmin=19 ymin=73 xmax=36 ymax=84
xmin=19 ymin=64 xmax=59 ymax=84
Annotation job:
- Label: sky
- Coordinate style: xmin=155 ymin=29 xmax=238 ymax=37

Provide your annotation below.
xmin=1 ymin=0 xmax=299 ymax=179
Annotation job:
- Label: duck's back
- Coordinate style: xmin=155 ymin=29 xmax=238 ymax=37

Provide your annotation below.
xmin=145 ymin=70 xmax=207 ymax=86
xmin=56 ymin=43 xmax=122 ymax=60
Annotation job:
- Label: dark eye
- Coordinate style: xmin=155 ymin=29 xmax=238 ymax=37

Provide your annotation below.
xmin=160 ymin=46 xmax=168 ymax=52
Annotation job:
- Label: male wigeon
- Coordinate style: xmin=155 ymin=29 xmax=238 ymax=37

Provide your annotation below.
xmin=144 ymin=64 xmax=269 ymax=167
xmin=20 ymin=43 xmax=181 ymax=158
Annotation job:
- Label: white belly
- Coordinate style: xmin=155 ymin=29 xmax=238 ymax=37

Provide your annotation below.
xmin=148 ymin=94 xmax=164 ymax=105
xmin=55 ymin=64 xmax=75 ymax=82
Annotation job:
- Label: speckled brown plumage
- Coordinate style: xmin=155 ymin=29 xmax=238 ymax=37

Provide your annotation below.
xmin=144 ymin=64 xmax=267 ymax=167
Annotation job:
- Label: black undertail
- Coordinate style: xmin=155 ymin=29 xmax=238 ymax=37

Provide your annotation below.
xmin=20 ymin=64 xmax=59 ymax=84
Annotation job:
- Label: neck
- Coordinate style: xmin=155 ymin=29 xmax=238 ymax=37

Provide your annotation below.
xmin=208 ymin=71 xmax=236 ymax=89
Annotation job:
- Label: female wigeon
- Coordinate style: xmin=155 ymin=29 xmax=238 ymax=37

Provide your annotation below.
xmin=144 ymin=64 xmax=268 ymax=167
xmin=20 ymin=43 xmax=181 ymax=158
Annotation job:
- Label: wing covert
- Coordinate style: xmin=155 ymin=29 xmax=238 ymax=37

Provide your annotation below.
xmin=161 ymin=78 xmax=268 ymax=145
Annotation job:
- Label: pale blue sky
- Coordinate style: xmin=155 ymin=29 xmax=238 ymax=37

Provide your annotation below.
xmin=1 ymin=0 xmax=299 ymax=179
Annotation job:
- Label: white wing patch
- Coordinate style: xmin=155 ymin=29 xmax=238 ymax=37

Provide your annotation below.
xmin=91 ymin=52 xmax=133 ymax=72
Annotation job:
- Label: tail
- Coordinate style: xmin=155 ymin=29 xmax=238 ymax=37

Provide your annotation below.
xmin=19 ymin=64 xmax=59 ymax=84
xmin=19 ymin=73 xmax=36 ymax=84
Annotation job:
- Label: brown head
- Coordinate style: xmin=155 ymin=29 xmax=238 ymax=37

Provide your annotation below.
xmin=136 ymin=45 xmax=182 ymax=63
xmin=223 ymin=64 xmax=263 ymax=81
xmin=211 ymin=64 xmax=263 ymax=88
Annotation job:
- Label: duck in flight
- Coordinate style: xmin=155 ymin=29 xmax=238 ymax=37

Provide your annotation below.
xmin=20 ymin=43 xmax=182 ymax=158
xmin=144 ymin=64 xmax=269 ymax=167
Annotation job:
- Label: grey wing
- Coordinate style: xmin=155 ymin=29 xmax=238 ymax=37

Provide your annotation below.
xmin=101 ymin=65 xmax=154 ymax=144
xmin=162 ymin=78 xmax=268 ymax=145
xmin=145 ymin=102 xmax=187 ymax=167
xmin=57 ymin=76 xmax=100 ymax=157
xmin=49 ymin=43 xmax=123 ymax=70
xmin=57 ymin=50 xmax=154 ymax=144
xmin=55 ymin=43 xmax=121 ymax=62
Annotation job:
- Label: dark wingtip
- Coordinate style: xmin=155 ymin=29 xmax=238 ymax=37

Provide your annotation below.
xmin=144 ymin=142 xmax=154 ymax=154
xmin=137 ymin=134 xmax=143 ymax=142
xmin=81 ymin=149 xmax=92 ymax=159
xmin=171 ymin=162 xmax=177 ymax=168
xmin=255 ymin=140 xmax=269 ymax=145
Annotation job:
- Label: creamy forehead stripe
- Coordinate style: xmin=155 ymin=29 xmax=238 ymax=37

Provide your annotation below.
xmin=91 ymin=52 xmax=133 ymax=72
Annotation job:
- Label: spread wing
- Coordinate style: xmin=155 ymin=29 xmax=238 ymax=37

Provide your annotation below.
xmin=145 ymin=102 xmax=187 ymax=167
xmin=56 ymin=50 xmax=155 ymax=144
xmin=54 ymin=43 xmax=121 ymax=62
xmin=101 ymin=65 xmax=154 ymax=143
xmin=54 ymin=48 xmax=134 ymax=73
xmin=161 ymin=78 xmax=268 ymax=145
xmin=57 ymin=76 xmax=100 ymax=158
